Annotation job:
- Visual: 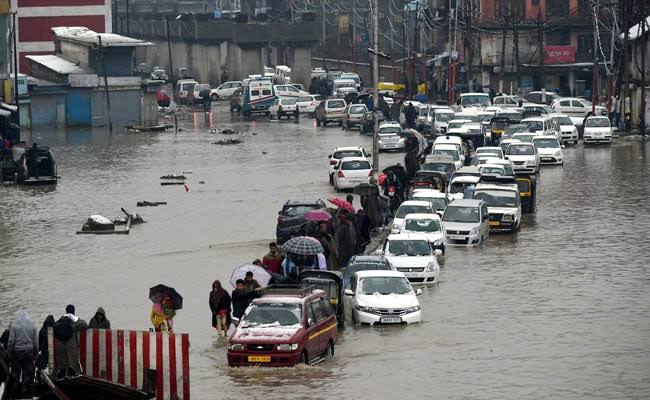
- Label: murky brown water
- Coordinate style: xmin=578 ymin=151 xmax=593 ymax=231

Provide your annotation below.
xmin=1 ymin=104 xmax=649 ymax=399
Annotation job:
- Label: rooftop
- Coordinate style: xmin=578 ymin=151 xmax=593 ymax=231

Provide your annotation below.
xmin=26 ymin=55 xmax=93 ymax=75
xmin=52 ymin=27 xmax=152 ymax=47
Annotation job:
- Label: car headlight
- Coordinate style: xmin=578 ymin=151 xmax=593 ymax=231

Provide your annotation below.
xmin=432 ymin=239 xmax=443 ymax=246
xmin=554 ymin=150 xmax=562 ymax=157
xmin=502 ymin=214 xmax=514 ymax=222
xmin=228 ymin=343 xmax=244 ymax=351
xmin=426 ymin=262 xmax=437 ymax=272
xmin=470 ymin=227 xmax=479 ymax=236
xmin=355 ymin=305 xmax=374 ymax=313
xmin=276 ymin=343 xmax=299 ymax=351
xmin=404 ymin=305 xmax=421 ymax=313
xmin=573 ymin=128 xmax=578 ymax=135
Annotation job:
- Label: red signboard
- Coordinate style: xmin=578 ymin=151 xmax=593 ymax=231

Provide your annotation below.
xmin=544 ymin=45 xmax=576 ymax=64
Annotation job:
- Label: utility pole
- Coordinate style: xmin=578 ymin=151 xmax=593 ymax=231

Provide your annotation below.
xmin=321 ymin=1 xmax=326 ymax=68
xmin=404 ymin=8 xmax=410 ymax=95
xmin=591 ymin=0 xmax=599 ymax=115
xmin=500 ymin=10 xmax=507 ymax=94
xmin=98 ymin=36 xmax=113 ymax=135
xmin=513 ymin=13 xmax=520 ymax=91
xmin=640 ymin=0 xmax=646 ymax=136
xmin=12 ymin=11 xmax=19 ymax=133
xmin=352 ymin=0 xmax=357 ymax=72
xmin=372 ymin=0 xmax=380 ymax=171
xmin=536 ymin=11 xmax=545 ymax=91
xmin=411 ymin=3 xmax=420 ymax=97
xmin=622 ymin=0 xmax=629 ymax=133
xmin=125 ymin=0 xmax=130 ymax=35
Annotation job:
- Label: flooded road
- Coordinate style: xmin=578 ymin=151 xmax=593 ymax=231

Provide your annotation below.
xmin=1 ymin=104 xmax=649 ymax=399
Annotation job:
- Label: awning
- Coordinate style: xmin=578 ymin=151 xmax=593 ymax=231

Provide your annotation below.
xmin=521 ymin=61 xmax=612 ymax=69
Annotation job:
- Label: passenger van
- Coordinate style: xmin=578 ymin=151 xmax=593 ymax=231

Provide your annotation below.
xmin=442 ymin=199 xmax=490 ymax=246
xmin=242 ymin=78 xmax=276 ymax=117
xmin=175 ymin=79 xmax=198 ymax=104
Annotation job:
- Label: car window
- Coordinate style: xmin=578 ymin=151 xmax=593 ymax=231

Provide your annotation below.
xmin=387 ymin=239 xmax=431 ymax=256
xmin=585 ymin=118 xmax=610 ymax=127
xmin=341 ymin=160 xmax=371 ymax=170
xmin=307 ymin=304 xmax=316 ymax=327
xmin=350 ymin=105 xmax=366 ymax=113
xmin=281 ymin=205 xmax=319 ymax=217
xmin=328 ymin=100 xmax=346 ymax=108
xmin=262 ymin=89 xmax=271 ymax=96
xmin=571 ymin=100 xmax=584 ymax=108
xmin=240 ymin=303 xmax=302 ymax=328
xmin=281 ymin=98 xmax=297 ymax=105
xmin=333 ymin=150 xmax=363 ymax=159
xmin=404 ymin=218 xmax=441 ymax=232
xmin=395 ymin=205 xmax=433 ymax=218
xmin=507 ymin=144 xmax=534 ymax=155
xmin=251 ymin=90 xmax=260 ymax=96
xmin=320 ymin=299 xmax=333 ymax=317
xmin=443 ymin=205 xmax=479 ymax=223
xmin=311 ymin=300 xmax=325 ymax=321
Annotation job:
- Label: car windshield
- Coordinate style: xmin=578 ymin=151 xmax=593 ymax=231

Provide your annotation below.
xmin=533 ymin=138 xmax=560 ymax=148
xmin=328 ymin=100 xmax=346 ymax=108
xmin=395 ymin=205 xmax=432 ymax=218
xmin=507 ymin=145 xmax=534 ymax=155
xmin=194 ymin=84 xmax=209 ymax=92
xmin=449 ymin=181 xmax=474 ymax=194
xmin=422 ymin=163 xmax=451 ymax=173
xmin=476 ymin=149 xmax=501 ymax=157
xmin=461 ymin=95 xmax=490 ymax=106
xmin=436 ymin=113 xmax=454 ymax=122
xmin=474 ymin=189 xmax=518 ymax=208
xmin=281 ymin=98 xmax=297 ymax=105
xmin=404 ymin=218 xmax=442 ymax=232
xmin=341 ymin=160 xmax=371 ymax=170
xmin=553 ymin=116 xmax=573 ymax=125
xmin=380 ymin=126 xmax=401 ymax=135
xmin=432 ymin=149 xmax=459 ymax=161
xmin=333 ymin=150 xmax=363 ymax=159
xmin=447 ymin=122 xmax=465 ymax=130
xmin=585 ymin=118 xmax=610 ymax=127
xmin=240 ymin=303 xmax=302 ymax=328
xmin=281 ymin=205 xmax=318 ymax=217
xmin=298 ymin=96 xmax=312 ymax=102
xmin=416 ymin=197 xmax=448 ymax=211
xmin=505 ymin=125 xmax=528 ymax=135
xmin=481 ymin=166 xmax=505 ymax=175
xmin=387 ymin=240 xmax=431 ymax=256
xmin=350 ymin=105 xmax=366 ymax=114
xmin=360 ymin=276 xmax=412 ymax=295
xmin=513 ymin=134 xmax=535 ymax=143
xmin=525 ymin=121 xmax=543 ymax=131
xmin=443 ymin=205 xmax=480 ymax=223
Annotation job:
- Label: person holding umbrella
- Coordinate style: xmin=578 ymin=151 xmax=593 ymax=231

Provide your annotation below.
xmin=209 ymin=280 xmax=231 ymax=337
xmin=149 ymin=285 xmax=183 ymax=333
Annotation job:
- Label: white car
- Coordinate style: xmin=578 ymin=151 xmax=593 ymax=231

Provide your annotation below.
xmin=446 ymin=119 xmax=472 ymax=136
xmin=382 ymin=233 xmax=441 ymax=284
xmin=398 ymin=213 xmax=446 ymax=254
xmin=511 ymin=132 xmax=537 ymax=144
xmin=432 ymin=109 xmax=455 ymax=134
xmin=333 ymin=157 xmax=373 ymax=191
xmin=346 ymin=270 xmax=422 ymax=325
xmin=274 ymin=84 xmax=309 ymax=98
xmin=521 ymin=103 xmax=553 ymax=116
xmin=328 ymin=146 xmax=370 ymax=185
xmin=474 ymin=146 xmax=504 ymax=159
xmin=392 ymin=200 xmax=435 ymax=231
xmin=411 ymin=188 xmax=449 ymax=216
xmin=479 ymin=158 xmax=515 ymax=176
xmin=532 ymin=136 xmax=564 ymax=165
xmin=296 ymin=94 xmax=322 ymax=114
xmin=498 ymin=138 xmax=522 ymax=154
xmin=493 ymin=95 xmax=520 ymax=108
xmin=473 ymin=182 xmax=522 ymax=233
xmin=447 ymin=175 xmax=481 ymax=201
xmin=479 ymin=163 xmax=507 ymax=176
xmin=583 ymin=116 xmax=613 ymax=144
xmin=378 ymin=122 xmax=405 ymax=151
xmin=269 ymin=97 xmax=299 ymax=120
xmin=431 ymin=144 xmax=463 ymax=170
xmin=521 ymin=117 xmax=556 ymax=136
xmin=505 ymin=142 xmax=540 ymax=174
xmin=551 ymin=97 xmax=608 ymax=119
xmin=442 ymin=199 xmax=490 ymax=246
xmin=210 ymin=81 xmax=242 ymax=100
xmin=549 ymin=113 xmax=579 ymax=144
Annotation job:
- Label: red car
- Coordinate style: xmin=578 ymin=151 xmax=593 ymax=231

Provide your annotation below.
xmin=156 ymin=89 xmax=170 ymax=107
xmin=227 ymin=288 xmax=337 ymax=367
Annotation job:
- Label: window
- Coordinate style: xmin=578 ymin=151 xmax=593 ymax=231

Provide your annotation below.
xmin=262 ymin=89 xmax=271 ymax=95
xmin=321 ymin=299 xmax=333 ymax=317
xmin=307 ymin=305 xmax=316 ymax=327
xmin=251 ymin=90 xmax=260 ymax=96
xmin=571 ymin=100 xmax=584 ymax=108
xmin=560 ymin=100 xmax=571 ymax=107
xmin=311 ymin=301 xmax=325 ymax=321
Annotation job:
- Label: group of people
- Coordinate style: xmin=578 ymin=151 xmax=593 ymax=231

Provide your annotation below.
xmin=0 ymin=305 xmax=109 ymax=398
xmin=208 ymin=273 xmax=263 ymax=336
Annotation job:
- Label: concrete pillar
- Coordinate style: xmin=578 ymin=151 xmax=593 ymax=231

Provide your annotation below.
xmin=290 ymin=47 xmax=312 ymax=88
xmin=240 ymin=46 xmax=264 ymax=78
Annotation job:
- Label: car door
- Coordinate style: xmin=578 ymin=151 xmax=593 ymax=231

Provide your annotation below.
xmin=570 ymin=100 xmax=586 ymax=117
xmin=308 ymin=299 xmax=327 ymax=356
xmin=481 ymin=204 xmax=490 ymax=240
xmin=304 ymin=302 xmax=319 ymax=361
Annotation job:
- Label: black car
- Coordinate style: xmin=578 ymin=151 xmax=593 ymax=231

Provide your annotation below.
xmin=275 ymin=199 xmax=327 ymax=244
xmin=342 ymin=255 xmax=393 ymax=291
xmin=360 ymin=111 xmax=385 ymax=135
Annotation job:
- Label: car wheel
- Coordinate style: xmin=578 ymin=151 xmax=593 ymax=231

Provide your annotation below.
xmin=338 ymin=121 xmax=343 ymax=127
xmin=574 ymin=139 xmax=578 ymax=144
xmin=325 ymin=342 xmax=334 ymax=360
xmin=316 ymin=119 xmax=321 ymax=127
xmin=211 ymin=94 xmax=218 ymax=101
xmin=299 ymin=350 xmax=309 ymax=365
xmin=329 ymin=174 xmax=334 ymax=185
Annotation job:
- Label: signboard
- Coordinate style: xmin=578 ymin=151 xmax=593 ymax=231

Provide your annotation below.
xmin=544 ymin=45 xmax=576 ymax=64
xmin=339 ymin=15 xmax=349 ymax=33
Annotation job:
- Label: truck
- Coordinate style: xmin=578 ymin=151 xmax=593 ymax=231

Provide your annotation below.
xmin=242 ymin=78 xmax=276 ymax=117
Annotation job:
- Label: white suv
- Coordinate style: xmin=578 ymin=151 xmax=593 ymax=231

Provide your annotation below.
xmin=328 ymin=146 xmax=370 ymax=185
xmin=381 ymin=233 xmax=441 ymax=284
xmin=346 ymin=270 xmax=422 ymax=325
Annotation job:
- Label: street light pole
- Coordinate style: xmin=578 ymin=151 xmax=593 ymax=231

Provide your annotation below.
xmin=12 ymin=11 xmax=19 ymax=134
xmin=372 ymin=0 xmax=379 ymax=171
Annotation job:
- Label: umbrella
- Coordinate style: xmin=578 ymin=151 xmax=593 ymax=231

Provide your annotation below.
xmin=328 ymin=197 xmax=355 ymax=213
xmin=415 ymin=93 xmax=429 ymax=103
xmin=304 ymin=209 xmax=332 ymax=222
xmin=229 ymin=264 xmax=272 ymax=288
xmin=149 ymin=284 xmax=183 ymax=310
xmin=282 ymin=236 xmax=324 ymax=256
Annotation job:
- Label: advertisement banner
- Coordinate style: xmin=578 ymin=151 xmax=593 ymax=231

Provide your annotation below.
xmin=544 ymin=45 xmax=576 ymax=64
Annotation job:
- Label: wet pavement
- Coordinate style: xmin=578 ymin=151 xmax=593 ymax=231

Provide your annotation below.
xmin=1 ymin=103 xmax=649 ymax=399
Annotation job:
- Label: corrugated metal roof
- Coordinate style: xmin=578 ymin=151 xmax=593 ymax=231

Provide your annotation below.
xmin=51 ymin=27 xmax=153 ymax=47
xmin=26 ymin=55 xmax=93 ymax=75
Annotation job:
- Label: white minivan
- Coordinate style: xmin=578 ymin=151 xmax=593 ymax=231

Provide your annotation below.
xmin=442 ymin=199 xmax=490 ymax=246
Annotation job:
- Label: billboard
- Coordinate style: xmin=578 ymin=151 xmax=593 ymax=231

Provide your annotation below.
xmin=544 ymin=45 xmax=576 ymax=64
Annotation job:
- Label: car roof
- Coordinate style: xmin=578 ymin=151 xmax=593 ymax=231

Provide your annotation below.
xmin=333 ymin=146 xmax=364 ymax=152
xmin=399 ymin=200 xmax=433 ymax=207
xmin=284 ymin=199 xmax=323 ymax=206
xmin=412 ymin=189 xmax=446 ymax=198
xmin=480 ymin=164 xmax=506 ymax=170
xmin=451 ymin=175 xmax=480 ymax=183
xmin=449 ymin=119 xmax=472 ymax=123
xmin=355 ymin=270 xmax=406 ymax=278
xmin=387 ymin=232 xmax=431 ymax=240
xmin=476 ymin=146 xmax=502 ymax=151
xmin=256 ymin=288 xmax=326 ymax=304
xmin=586 ymin=115 xmax=608 ymax=120
xmin=448 ymin=198 xmax=483 ymax=207
xmin=339 ymin=156 xmax=370 ymax=162
xmin=500 ymin=138 xmax=522 ymax=143
xmin=513 ymin=132 xmax=536 ymax=137
xmin=433 ymin=144 xmax=460 ymax=150
xmin=379 ymin=122 xmax=401 ymax=128
xmin=435 ymin=135 xmax=462 ymax=142
xmin=350 ymin=255 xmax=389 ymax=263
xmin=483 ymin=158 xmax=512 ymax=165
xmin=456 ymin=166 xmax=480 ymax=173
xmin=402 ymin=213 xmax=442 ymax=221
xmin=521 ymin=117 xmax=548 ymax=122
xmin=509 ymin=141 xmax=534 ymax=147
xmin=475 ymin=183 xmax=517 ymax=192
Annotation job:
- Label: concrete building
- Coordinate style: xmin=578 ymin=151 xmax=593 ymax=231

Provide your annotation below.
xmin=26 ymin=27 xmax=157 ymax=128
xmin=11 ymin=0 xmax=112 ymax=73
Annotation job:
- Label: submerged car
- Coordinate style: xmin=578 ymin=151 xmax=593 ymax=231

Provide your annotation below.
xmin=398 ymin=213 xmax=446 ymax=253
xmin=381 ymin=233 xmax=441 ymax=284
xmin=583 ymin=116 xmax=613 ymax=144
xmin=505 ymin=143 xmax=540 ymax=174
xmin=392 ymin=200 xmax=435 ymax=231
xmin=411 ymin=188 xmax=449 ymax=216
xmin=227 ymin=287 xmax=337 ymax=367
xmin=473 ymin=180 xmax=521 ymax=232
xmin=442 ymin=199 xmax=490 ymax=246
xmin=532 ymin=136 xmax=563 ymax=165
xmin=346 ymin=270 xmax=422 ymax=325
xmin=276 ymin=199 xmax=326 ymax=244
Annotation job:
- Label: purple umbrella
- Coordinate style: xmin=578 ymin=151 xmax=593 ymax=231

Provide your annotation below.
xmin=304 ymin=209 xmax=332 ymax=222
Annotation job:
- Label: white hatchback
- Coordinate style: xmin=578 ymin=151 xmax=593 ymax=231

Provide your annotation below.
xmin=268 ymin=97 xmax=299 ymax=120
xmin=398 ymin=213 xmax=446 ymax=254
xmin=346 ymin=270 xmax=422 ymax=325
xmin=333 ymin=157 xmax=373 ymax=191
xmin=532 ymin=136 xmax=564 ymax=164
xmin=505 ymin=142 xmax=540 ymax=174
xmin=583 ymin=116 xmax=613 ymax=144
xmin=296 ymin=94 xmax=322 ymax=114
xmin=392 ymin=200 xmax=435 ymax=231
xmin=382 ymin=233 xmax=441 ymax=285
xmin=328 ymin=146 xmax=370 ymax=185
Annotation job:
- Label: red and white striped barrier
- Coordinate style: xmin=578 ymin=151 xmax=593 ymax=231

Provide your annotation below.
xmin=49 ymin=329 xmax=190 ymax=400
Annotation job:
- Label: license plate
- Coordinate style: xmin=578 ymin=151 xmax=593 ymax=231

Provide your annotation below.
xmin=448 ymin=235 xmax=465 ymax=240
xmin=247 ymin=355 xmax=271 ymax=363
xmin=380 ymin=316 xmax=402 ymax=324
xmin=489 ymin=221 xmax=500 ymax=226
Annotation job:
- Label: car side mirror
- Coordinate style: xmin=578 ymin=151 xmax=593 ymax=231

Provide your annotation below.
xmin=416 ymin=288 xmax=422 ymax=296
xmin=344 ymin=289 xmax=354 ymax=296
xmin=561 ymin=145 xmax=565 ymax=148
xmin=328 ymin=154 xmax=332 ymax=159
xmin=308 ymin=318 xmax=314 ymax=326
xmin=434 ymin=249 xmax=443 ymax=256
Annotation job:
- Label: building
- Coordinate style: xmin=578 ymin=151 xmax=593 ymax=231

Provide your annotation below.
xmin=11 ymin=0 xmax=112 ymax=74
xmin=26 ymin=27 xmax=157 ymax=128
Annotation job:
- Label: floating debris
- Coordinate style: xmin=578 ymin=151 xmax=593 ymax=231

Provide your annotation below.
xmin=221 ymin=128 xmax=239 ymax=135
xmin=213 ymin=138 xmax=242 ymax=145
xmin=198 ymin=181 xmax=205 ymax=184
xmin=114 ymin=213 xmax=144 ymax=225
xmin=262 ymin=151 xmax=268 ymax=155
xmin=137 ymin=201 xmax=167 ymax=207
xmin=77 ymin=208 xmax=134 ymax=235
xmin=160 ymin=175 xmax=186 ymax=180
xmin=161 ymin=181 xmax=185 ymax=186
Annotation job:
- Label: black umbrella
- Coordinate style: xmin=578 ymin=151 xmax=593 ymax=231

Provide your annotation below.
xmin=199 ymin=88 xmax=210 ymax=99
xmin=149 ymin=284 xmax=183 ymax=310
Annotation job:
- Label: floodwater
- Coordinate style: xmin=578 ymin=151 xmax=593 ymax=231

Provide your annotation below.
xmin=1 ymin=104 xmax=650 ymax=399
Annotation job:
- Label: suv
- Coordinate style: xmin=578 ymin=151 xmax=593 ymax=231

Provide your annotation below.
xmin=316 ymin=99 xmax=347 ymax=127
xmin=211 ymin=81 xmax=242 ymax=100
xmin=442 ymin=199 xmax=490 ymax=246
xmin=227 ymin=287 xmax=337 ymax=367
xmin=521 ymin=117 xmax=556 ymax=136
xmin=276 ymin=200 xmax=327 ymax=244
xmin=381 ymin=233 xmax=441 ymax=284
xmin=473 ymin=181 xmax=521 ymax=232
xmin=551 ymin=97 xmax=608 ymax=119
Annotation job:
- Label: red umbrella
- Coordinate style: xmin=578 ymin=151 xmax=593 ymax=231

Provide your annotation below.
xmin=328 ymin=197 xmax=355 ymax=213
xmin=304 ymin=209 xmax=332 ymax=221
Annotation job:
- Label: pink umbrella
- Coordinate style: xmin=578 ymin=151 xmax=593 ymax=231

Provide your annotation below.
xmin=328 ymin=197 xmax=355 ymax=213
xmin=304 ymin=209 xmax=332 ymax=222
